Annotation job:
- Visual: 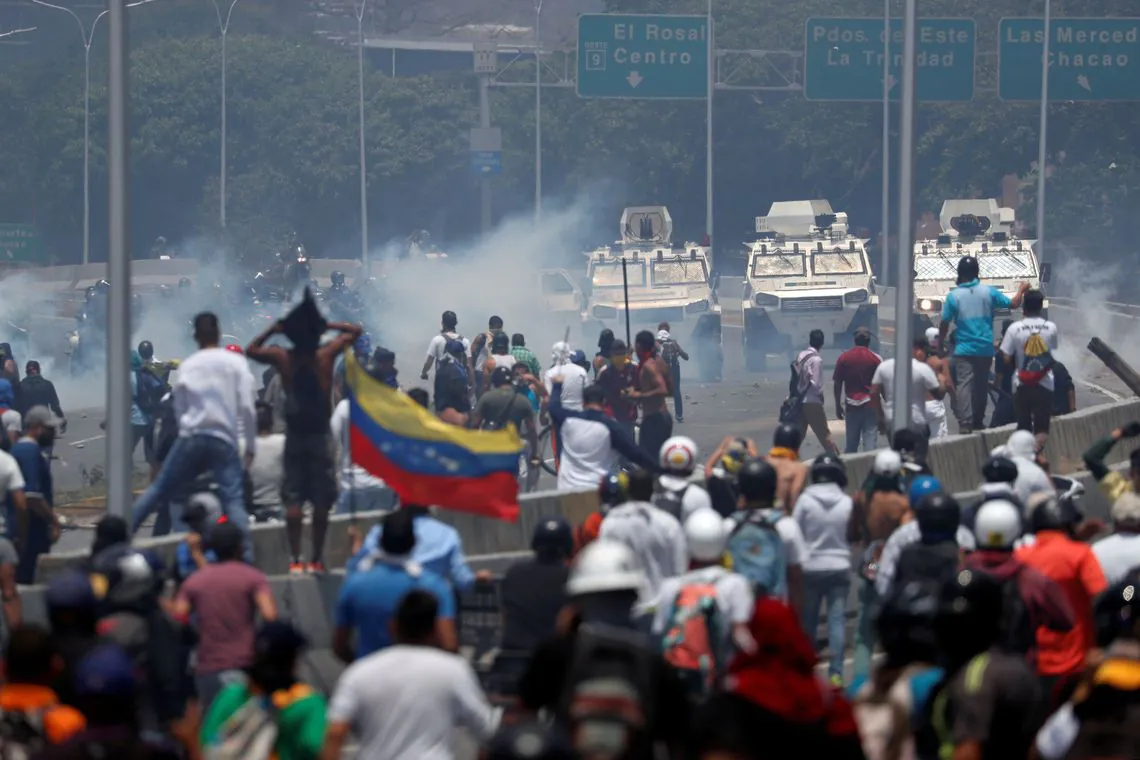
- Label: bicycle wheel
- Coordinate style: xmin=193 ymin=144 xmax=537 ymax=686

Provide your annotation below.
xmin=538 ymin=424 xmax=558 ymax=476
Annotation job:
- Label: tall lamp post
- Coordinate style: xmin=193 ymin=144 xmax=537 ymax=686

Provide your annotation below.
xmin=30 ymin=0 xmax=152 ymax=265
xmin=211 ymin=0 xmax=241 ymax=229
xmin=533 ymin=0 xmax=542 ymax=223
xmin=1034 ymin=0 xmax=1052 ymax=260
xmin=355 ymin=0 xmax=369 ymax=274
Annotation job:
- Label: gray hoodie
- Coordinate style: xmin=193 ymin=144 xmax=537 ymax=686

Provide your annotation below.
xmin=792 ymin=482 xmax=853 ymax=573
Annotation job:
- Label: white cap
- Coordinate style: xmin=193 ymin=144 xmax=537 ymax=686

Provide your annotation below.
xmin=1007 ymin=430 xmax=1038 ymax=460
xmin=925 ymin=327 xmax=940 ymax=349
xmin=566 ymin=540 xmax=646 ymax=597
xmin=660 ymin=436 xmax=698 ymax=473
xmin=684 ymin=509 xmax=728 ymax=563
xmin=974 ymin=499 xmax=1022 ymax=549
xmin=873 ymin=449 xmax=902 ymax=476
xmin=1113 ymin=492 xmax=1140 ymax=524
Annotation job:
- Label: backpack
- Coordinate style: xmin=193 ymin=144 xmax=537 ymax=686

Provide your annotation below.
xmin=853 ymin=665 xmax=938 ymax=760
xmin=204 ymin=695 xmax=278 ymax=760
xmin=0 ymin=707 xmax=48 ymax=760
xmin=726 ymin=510 xmax=788 ymax=598
xmin=653 ymin=483 xmax=689 ymax=521
xmin=661 ymin=579 xmax=725 ymax=697
xmin=892 ymin=541 xmax=962 ymax=593
xmin=779 ymin=359 xmax=809 ymax=426
xmin=660 ymin=340 xmax=680 ymax=367
xmin=557 ymin=623 xmax=658 ymax=760
xmin=1017 ymin=326 xmax=1054 ymax=386
xmin=994 ymin=567 xmax=1034 ymax=659
xmin=134 ymin=369 xmax=168 ymax=418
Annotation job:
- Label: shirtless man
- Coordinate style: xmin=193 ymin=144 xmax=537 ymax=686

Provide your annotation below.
xmin=246 ymin=290 xmax=362 ymax=574
xmin=924 ymin=327 xmax=954 ymax=440
xmin=625 ymin=330 xmax=672 ymax=463
xmin=766 ymin=423 xmax=809 ymax=511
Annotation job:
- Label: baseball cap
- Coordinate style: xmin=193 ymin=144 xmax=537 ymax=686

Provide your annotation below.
xmin=254 ymin=621 xmax=309 ymax=660
xmin=45 ymin=568 xmax=97 ymax=610
xmin=531 ymin=517 xmax=573 ymax=556
xmin=491 ymin=366 xmax=513 ymax=387
xmin=24 ymin=405 xmax=62 ymax=429
xmin=75 ymin=644 xmax=137 ymax=698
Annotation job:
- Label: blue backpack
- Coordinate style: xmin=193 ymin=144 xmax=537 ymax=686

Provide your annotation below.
xmin=726 ymin=510 xmax=788 ymax=598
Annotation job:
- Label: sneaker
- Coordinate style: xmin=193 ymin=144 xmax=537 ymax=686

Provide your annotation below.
xmin=676 ymin=415 xmax=684 ymax=423
xmin=307 ymin=561 xmax=326 ymax=575
xmin=289 ymin=562 xmax=306 ymax=576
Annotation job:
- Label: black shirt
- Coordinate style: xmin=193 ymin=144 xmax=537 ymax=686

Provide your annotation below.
xmin=500 ymin=558 xmax=568 ymax=652
xmin=1052 ymin=360 xmax=1075 ymax=415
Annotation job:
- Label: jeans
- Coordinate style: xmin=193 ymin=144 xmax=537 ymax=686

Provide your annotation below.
xmin=131 ymin=434 xmax=251 ymax=560
xmin=195 ymin=668 xmax=244 ymax=714
xmin=670 ymin=362 xmax=684 ymax=420
xmin=802 ymin=569 xmax=850 ymax=680
xmin=852 ymin=579 xmax=880 ymax=683
xmin=843 ymin=404 xmax=878 ymax=453
xmin=952 ymin=355 xmax=994 ymax=432
xmin=639 ymin=411 xmax=673 ymax=464
xmin=336 ymin=486 xmax=398 ymax=514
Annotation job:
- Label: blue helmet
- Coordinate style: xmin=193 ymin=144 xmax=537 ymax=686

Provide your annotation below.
xmin=908 ymin=475 xmax=943 ymax=507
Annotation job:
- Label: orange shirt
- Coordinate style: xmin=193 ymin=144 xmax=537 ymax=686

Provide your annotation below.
xmin=1016 ymin=531 xmax=1108 ymax=676
xmin=0 ymin=684 xmax=86 ymax=744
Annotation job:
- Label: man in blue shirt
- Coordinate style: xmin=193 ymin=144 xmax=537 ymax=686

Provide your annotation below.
xmin=937 ymin=255 xmax=1029 ymax=433
xmin=7 ymin=406 xmax=60 ymax=584
xmin=333 ymin=508 xmax=458 ymax=663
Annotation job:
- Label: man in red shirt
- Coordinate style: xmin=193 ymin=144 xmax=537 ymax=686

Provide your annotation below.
xmin=1016 ymin=492 xmax=1107 ymax=704
xmin=832 ymin=327 xmax=882 ymax=453
xmin=597 ymin=338 xmax=638 ymax=440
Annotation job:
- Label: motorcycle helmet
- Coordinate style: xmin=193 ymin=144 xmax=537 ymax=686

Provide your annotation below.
xmin=908 ymin=474 xmax=943 ymax=507
xmin=1094 ymin=574 xmax=1140 ymax=648
xmin=570 ymin=349 xmax=589 ymax=372
xmin=89 ymin=545 xmax=157 ymax=610
xmin=972 ymin=499 xmax=1021 ymax=550
xmin=720 ymin=438 xmax=750 ymax=475
xmin=935 ymin=569 xmax=1004 ymax=654
xmin=684 ymin=509 xmax=728 ymax=563
xmin=659 ymin=436 xmax=699 ymax=475
xmin=330 ymin=270 xmax=346 ymax=288
xmin=137 ymin=340 xmax=154 ymax=361
xmin=736 ymin=457 xmax=777 ymax=505
xmin=956 ymin=255 xmax=980 ymax=285
xmin=810 ymin=454 xmax=847 ymax=488
xmin=772 ymin=423 xmax=801 ymax=451
xmin=1026 ymin=491 xmax=1083 ymax=533
xmin=982 ymin=456 xmax=1018 ymax=484
xmin=566 ymin=540 xmax=645 ymax=598
xmin=914 ymin=492 xmax=961 ymax=542
xmin=531 ymin=517 xmax=574 ymax=560
xmin=597 ymin=470 xmax=630 ymax=510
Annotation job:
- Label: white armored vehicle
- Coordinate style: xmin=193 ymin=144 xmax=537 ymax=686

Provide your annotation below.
xmin=583 ymin=206 xmax=722 ymax=357
xmin=741 ymin=200 xmax=878 ymax=371
xmin=912 ymin=199 xmax=1051 ymax=330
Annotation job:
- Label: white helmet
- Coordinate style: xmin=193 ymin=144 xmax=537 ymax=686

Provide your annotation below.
xmin=974 ymin=499 xmax=1022 ymax=549
xmin=566 ymin=540 xmax=646 ymax=597
xmin=660 ymin=436 xmax=699 ymax=473
xmin=873 ymin=448 xmax=902 ymax=476
xmin=551 ymin=341 xmax=572 ymax=364
xmin=1007 ymin=430 xmax=1037 ymax=460
xmin=925 ymin=327 xmax=940 ymax=350
xmin=684 ymin=509 xmax=727 ymax=562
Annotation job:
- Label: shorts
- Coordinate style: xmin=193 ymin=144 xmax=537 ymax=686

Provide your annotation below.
xmin=281 ymin=433 xmax=337 ymax=508
xmin=1015 ymin=384 xmax=1054 ymax=435
xmin=798 ymin=402 xmax=832 ymax=444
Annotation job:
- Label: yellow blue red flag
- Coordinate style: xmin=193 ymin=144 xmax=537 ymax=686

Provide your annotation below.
xmin=345 ymin=351 xmax=522 ymax=522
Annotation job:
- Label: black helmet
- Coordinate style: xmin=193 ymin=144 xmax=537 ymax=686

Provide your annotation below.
xmin=90 ymin=545 xmax=157 ymax=611
xmin=810 ymin=454 xmax=847 ymax=488
xmin=95 ymin=279 xmax=110 ymax=293
xmin=737 ymin=457 xmax=777 ymax=504
xmin=914 ymin=492 xmax=961 ymax=542
xmin=876 ymin=579 xmax=940 ymax=667
xmin=1026 ymin=492 xmax=1082 ymax=533
xmin=137 ymin=340 xmax=154 ymax=360
xmin=982 ymin=456 xmax=1018 ymax=484
xmin=1094 ymin=574 xmax=1140 ymax=648
xmin=597 ymin=471 xmax=629 ymax=509
xmin=935 ymin=569 xmax=1004 ymax=654
xmin=772 ymin=423 xmax=801 ymax=451
xmin=531 ymin=517 xmax=574 ymax=559
xmin=178 ymin=277 xmax=192 ymax=289
xmin=956 ymin=255 xmax=979 ymax=285
xmin=598 ymin=328 xmax=615 ymax=350
xmin=330 ymin=271 xmax=345 ymax=287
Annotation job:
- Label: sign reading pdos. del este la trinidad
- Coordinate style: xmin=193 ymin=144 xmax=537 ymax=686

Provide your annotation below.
xmin=577 ymin=14 xmax=710 ymax=99
xmin=804 ymin=18 xmax=976 ymax=101
xmin=999 ymin=18 xmax=1140 ymax=101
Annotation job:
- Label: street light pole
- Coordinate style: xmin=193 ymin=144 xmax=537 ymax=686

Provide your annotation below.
xmin=892 ymin=0 xmax=918 ymax=434
xmin=31 ymin=0 xmax=150 ymax=265
xmin=356 ymin=0 xmax=369 ymax=275
xmin=705 ymin=0 xmax=714 ymax=247
xmin=212 ymin=0 xmax=242 ymax=230
xmin=1035 ymin=0 xmax=1052 ymax=259
xmin=880 ymin=0 xmax=891 ymax=285
xmin=534 ymin=0 xmax=542 ymax=223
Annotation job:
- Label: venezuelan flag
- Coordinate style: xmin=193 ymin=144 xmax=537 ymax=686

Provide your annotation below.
xmin=345 ymin=351 xmax=522 ymax=522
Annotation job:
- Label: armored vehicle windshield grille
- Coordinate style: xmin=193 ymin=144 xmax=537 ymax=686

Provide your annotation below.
xmin=781 ymin=296 xmax=844 ymax=312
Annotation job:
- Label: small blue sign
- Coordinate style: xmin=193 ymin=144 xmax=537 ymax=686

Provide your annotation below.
xmin=470 ymin=150 xmax=502 ymax=176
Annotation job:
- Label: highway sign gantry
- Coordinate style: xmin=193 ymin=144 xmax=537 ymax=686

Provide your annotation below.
xmin=999 ymin=18 xmax=1140 ymax=101
xmin=804 ymin=17 xmax=976 ymax=102
xmin=576 ymin=13 xmax=710 ymax=99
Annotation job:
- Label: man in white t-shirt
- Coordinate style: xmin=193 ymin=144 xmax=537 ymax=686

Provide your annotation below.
xmin=999 ymin=289 xmax=1059 ymax=447
xmin=420 ymin=310 xmax=470 ymax=381
xmin=543 ymin=341 xmax=588 ymax=412
xmin=323 ymin=589 xmax=498 ymax=760
xmin=870 ymin=335 xmax=946 ymax=460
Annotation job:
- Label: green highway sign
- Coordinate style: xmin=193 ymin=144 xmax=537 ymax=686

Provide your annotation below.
xmin=0 ymin=224 xmax=42 ymax=263
xmin=576 ymin=14 xmax=709 ymax=99
xmin=999 ymin=18 xmax=1140 ymax=101
xmin=804 ymin=18 xmax=976 ymax=101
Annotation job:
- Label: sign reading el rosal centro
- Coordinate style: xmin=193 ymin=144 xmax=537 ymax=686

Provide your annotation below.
xmin=577 ymin=14 xmax=709 ymax=99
